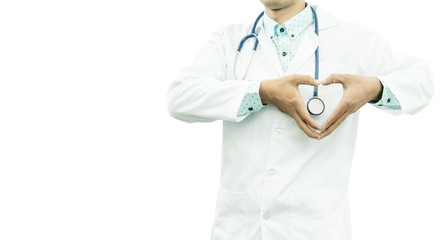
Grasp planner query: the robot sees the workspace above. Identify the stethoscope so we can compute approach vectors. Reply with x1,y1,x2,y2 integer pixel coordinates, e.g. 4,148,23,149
234,6,325,116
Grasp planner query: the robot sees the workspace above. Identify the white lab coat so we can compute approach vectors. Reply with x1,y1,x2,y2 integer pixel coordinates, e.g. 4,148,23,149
167,5,433,240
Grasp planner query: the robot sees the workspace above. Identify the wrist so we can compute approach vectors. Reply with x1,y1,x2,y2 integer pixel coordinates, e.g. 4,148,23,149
370,77,383,102
259,80,271,105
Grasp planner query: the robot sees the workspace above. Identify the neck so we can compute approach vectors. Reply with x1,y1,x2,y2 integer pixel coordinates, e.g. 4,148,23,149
264,0,306,24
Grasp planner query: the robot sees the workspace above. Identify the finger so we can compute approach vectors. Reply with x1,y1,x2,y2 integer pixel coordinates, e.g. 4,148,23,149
295,97,321,131
292,112,319,139
320,109,352,139
290,74,320,86
321,98,349,132
321,73,345,86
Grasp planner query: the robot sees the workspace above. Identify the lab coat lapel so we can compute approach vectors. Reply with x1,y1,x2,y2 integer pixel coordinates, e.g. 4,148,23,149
285,4,339,77
285,29,319,76
257,28,284,77
313,5,339,31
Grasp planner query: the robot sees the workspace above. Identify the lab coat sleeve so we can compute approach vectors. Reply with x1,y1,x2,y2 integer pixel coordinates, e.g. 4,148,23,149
167,27,253,123
368,31,434,115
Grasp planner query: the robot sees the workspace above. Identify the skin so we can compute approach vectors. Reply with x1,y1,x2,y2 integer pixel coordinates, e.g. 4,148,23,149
260,75,322,139
258,0,383,140
261,0,306,24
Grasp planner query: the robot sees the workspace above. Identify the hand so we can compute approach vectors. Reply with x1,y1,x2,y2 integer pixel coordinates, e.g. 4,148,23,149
259,74,321,139
320,74,383,139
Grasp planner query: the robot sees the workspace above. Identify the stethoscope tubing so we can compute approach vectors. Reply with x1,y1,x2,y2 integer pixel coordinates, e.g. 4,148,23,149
235,6,324,115
237,11,264,52
310,6,319,97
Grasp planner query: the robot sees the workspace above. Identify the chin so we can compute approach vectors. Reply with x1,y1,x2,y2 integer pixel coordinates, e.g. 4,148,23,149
260,0,290,10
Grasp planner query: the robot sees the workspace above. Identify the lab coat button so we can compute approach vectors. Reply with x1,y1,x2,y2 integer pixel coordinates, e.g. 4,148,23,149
263,212,270,219
268,169,276,176
276,128,282,134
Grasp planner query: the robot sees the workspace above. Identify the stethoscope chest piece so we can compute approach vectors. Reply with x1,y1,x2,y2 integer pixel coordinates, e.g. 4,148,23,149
307,97,325,115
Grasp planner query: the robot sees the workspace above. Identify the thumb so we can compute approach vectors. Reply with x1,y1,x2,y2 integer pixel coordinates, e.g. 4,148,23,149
321,74,344,86
291,74,320,86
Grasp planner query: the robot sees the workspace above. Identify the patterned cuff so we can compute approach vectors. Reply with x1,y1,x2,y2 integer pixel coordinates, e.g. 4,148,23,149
237,81,266,117
369,79,401,110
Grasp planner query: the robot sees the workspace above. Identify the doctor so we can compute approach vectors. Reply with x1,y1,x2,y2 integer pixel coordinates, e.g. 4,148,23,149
167,1,433,240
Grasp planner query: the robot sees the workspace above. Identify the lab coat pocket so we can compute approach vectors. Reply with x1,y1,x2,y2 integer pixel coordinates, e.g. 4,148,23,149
288,188,348,240
211,189,248,240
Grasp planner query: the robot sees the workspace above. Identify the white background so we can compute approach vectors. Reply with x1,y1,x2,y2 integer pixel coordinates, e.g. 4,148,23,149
0,0,446,239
